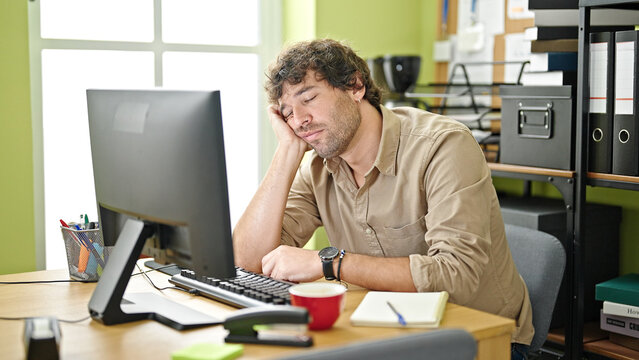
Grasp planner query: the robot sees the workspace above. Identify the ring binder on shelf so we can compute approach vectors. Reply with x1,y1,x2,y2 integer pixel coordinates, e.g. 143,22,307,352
588,32,615,174
612,30,639,176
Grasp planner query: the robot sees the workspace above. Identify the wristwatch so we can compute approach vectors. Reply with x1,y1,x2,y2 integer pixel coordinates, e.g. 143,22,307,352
318,246,339,280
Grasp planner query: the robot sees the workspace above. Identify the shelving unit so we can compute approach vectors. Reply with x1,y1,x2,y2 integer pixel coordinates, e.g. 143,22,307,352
490,1,639,359
574,2,639,359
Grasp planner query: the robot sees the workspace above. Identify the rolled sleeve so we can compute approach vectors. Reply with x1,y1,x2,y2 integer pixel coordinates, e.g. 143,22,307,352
409,129,493,305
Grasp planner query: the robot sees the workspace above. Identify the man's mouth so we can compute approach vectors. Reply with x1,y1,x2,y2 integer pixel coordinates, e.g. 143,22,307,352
299,129,323,142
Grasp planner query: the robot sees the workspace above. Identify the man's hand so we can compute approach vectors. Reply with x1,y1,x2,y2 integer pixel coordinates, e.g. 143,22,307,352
268,105,309,153
261,245,323,283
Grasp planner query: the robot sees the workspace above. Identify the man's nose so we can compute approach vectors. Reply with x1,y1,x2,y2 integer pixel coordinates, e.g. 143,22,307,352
291,109,311,129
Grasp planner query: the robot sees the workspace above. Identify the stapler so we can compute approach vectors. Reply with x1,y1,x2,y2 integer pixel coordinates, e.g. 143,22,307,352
224,306,313,347
24,316,61,360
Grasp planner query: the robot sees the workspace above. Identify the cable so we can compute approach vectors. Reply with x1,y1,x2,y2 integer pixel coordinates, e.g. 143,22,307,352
0,315,91,323
0,263,179,285
0,279,94,284
134,262,191,293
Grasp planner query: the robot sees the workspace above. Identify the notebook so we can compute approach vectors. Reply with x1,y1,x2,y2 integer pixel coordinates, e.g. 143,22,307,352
350,291,449,328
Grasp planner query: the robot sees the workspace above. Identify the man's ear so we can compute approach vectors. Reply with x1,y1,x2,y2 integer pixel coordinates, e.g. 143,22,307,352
351,72,366,102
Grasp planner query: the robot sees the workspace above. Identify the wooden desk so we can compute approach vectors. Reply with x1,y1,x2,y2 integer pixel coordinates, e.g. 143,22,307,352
0,267,514,360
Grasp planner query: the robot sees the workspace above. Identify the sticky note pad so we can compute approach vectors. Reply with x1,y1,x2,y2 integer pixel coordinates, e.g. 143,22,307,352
171,343,243,360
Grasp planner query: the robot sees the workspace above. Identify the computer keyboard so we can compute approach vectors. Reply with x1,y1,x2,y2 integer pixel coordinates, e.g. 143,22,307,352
168,267,294,308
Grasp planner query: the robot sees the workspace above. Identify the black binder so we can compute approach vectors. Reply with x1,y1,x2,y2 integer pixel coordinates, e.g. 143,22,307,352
588,32,615,173
612,30,639,176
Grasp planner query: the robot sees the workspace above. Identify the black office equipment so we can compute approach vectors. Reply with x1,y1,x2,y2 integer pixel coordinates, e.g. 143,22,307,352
24,316,61,360
612,30,639,176
86,89,235,330
588,32,615,173
499,85,575,170
224,306,313,347
499,196,621,328
170,266,294,308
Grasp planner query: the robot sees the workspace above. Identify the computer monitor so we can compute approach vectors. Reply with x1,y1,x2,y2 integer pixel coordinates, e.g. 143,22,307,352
86,89,235,329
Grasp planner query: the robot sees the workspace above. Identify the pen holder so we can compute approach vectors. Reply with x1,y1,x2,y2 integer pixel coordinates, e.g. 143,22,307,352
60,226,111,281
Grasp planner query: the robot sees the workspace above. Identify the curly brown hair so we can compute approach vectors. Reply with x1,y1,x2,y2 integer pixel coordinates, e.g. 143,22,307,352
265,39,382,111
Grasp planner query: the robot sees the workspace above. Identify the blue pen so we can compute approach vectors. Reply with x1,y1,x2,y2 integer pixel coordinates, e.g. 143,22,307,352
73,224,106,268
386,301,407,326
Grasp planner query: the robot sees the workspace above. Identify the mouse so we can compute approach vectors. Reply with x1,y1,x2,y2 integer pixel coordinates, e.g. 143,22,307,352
24,316,61,360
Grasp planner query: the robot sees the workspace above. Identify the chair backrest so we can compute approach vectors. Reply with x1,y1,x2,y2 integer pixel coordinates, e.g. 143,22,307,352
278,328,476,360
505,224,566,352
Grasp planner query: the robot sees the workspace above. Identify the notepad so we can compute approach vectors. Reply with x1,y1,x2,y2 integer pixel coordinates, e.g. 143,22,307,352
350,291,449,328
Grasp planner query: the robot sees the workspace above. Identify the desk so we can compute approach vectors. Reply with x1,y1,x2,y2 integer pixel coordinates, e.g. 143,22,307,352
0,267,514,360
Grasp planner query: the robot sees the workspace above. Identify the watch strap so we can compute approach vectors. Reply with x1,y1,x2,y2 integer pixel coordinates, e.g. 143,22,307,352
322,259,336,280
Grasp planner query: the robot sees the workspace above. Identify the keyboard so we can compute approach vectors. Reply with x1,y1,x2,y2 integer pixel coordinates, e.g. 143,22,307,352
168,267,294,308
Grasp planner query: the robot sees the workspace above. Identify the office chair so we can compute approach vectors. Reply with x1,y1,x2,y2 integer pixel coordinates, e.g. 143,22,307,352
278,329,476,360
505,224,566,354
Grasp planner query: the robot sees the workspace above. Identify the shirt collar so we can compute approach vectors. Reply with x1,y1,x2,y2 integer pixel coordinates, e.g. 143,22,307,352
323,105,400,176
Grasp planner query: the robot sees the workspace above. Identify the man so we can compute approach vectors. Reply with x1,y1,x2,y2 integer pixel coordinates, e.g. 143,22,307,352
233,39,533,358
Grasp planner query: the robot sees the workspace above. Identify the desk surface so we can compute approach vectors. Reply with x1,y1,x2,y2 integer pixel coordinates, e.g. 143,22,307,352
0,266,515,360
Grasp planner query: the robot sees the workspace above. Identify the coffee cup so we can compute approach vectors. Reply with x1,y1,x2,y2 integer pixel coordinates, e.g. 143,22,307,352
288,282,347,330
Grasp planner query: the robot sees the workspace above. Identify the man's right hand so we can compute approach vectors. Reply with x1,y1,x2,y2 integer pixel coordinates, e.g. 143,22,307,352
268,105,309,155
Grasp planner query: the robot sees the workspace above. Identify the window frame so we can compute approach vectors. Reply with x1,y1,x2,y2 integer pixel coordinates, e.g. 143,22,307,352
28,0,282,269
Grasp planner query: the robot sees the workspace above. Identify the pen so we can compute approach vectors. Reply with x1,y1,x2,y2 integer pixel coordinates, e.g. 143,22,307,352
72,224,105,268
386,301,407,326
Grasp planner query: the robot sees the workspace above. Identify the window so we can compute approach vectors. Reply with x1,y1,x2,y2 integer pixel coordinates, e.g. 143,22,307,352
29,0,281,270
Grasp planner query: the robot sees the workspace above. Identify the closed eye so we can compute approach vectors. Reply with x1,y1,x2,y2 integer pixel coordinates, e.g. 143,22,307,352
304,95,317,104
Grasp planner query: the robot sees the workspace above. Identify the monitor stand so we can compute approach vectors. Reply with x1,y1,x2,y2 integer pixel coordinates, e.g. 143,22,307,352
88,218,222,330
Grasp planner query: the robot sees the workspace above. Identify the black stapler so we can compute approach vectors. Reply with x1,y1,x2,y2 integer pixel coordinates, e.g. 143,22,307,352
224,306,313,347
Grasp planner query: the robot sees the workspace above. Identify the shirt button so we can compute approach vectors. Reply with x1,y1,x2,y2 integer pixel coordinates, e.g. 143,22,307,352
365,228,372,234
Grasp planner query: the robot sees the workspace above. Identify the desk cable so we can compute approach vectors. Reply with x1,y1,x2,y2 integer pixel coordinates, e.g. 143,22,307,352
0,264,191,323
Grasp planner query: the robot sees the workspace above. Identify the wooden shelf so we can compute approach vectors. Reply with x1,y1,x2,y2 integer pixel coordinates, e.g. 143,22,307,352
584,339,639,360
488,163,575,179
546,322,608,345
587,172,639,191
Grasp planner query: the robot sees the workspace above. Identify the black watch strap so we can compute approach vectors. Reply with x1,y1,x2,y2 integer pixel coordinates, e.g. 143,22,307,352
322,259,336,280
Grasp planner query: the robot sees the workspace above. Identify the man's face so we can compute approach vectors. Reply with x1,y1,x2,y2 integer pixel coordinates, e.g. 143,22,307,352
278,72,361,159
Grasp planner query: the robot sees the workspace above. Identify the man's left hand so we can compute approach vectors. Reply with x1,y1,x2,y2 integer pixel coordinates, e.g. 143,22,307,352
261,245,323,283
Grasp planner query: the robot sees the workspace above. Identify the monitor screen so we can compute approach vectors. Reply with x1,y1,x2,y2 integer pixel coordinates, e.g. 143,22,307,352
86,89,235,328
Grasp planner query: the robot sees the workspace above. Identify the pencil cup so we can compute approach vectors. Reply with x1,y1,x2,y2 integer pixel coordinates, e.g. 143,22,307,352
60,226,111,281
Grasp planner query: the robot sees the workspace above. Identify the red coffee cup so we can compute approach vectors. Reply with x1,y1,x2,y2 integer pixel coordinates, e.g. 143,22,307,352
289,282,347,330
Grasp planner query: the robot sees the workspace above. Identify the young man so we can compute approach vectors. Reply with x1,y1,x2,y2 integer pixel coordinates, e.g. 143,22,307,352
233,39,533,357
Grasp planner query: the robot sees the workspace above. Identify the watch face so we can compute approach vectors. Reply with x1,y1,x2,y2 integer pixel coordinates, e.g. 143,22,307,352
319,246,339,260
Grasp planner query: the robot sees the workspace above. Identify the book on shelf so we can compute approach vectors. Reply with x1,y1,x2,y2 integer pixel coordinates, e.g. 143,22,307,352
530,39,578,53
530,52,577,72
604,301,639,319
524,26,635,41
533,9,639,27
520,71,576,86
600,310,639,339
596,274,639,307
350,291,448,328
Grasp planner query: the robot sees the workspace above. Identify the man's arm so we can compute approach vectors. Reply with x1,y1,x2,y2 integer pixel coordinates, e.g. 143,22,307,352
261,245,416,292
232,106,308,272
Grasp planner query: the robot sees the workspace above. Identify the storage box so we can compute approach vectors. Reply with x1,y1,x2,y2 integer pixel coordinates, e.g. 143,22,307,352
499,196,621,328
499,85,575,170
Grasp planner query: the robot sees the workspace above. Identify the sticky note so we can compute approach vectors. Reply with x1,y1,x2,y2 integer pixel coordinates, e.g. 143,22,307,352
171,343,243,360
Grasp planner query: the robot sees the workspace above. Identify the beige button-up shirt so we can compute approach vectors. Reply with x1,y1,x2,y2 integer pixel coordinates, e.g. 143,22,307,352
280,105,534,345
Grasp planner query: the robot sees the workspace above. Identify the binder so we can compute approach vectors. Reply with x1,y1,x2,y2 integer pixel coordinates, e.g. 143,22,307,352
612,30,639,176
588,32,615,173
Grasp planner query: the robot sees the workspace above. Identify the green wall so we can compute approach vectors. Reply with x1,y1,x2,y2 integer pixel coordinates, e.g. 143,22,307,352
0,0,36,274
